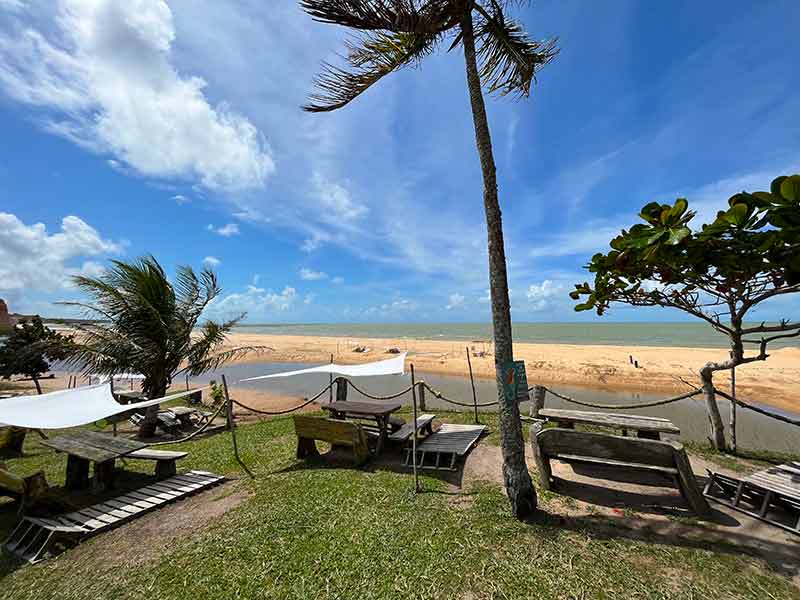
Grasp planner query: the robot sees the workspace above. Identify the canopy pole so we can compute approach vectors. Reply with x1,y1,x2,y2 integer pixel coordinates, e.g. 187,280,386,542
466,346,479,424
221,374,253,478
329,353,334,404
730,361,737,454
410,364,420,494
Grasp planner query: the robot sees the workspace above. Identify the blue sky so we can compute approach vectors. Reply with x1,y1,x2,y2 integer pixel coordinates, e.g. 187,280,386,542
0,0,798,324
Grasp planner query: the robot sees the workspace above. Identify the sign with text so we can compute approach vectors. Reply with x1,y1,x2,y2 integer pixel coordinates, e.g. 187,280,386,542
501,360,529,404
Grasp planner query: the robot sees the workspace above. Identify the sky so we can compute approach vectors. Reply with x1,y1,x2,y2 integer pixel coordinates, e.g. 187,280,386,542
0,0,798,325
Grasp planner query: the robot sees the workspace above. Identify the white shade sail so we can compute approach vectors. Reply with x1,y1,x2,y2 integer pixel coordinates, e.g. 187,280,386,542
0,384,204,429
240,353,407,382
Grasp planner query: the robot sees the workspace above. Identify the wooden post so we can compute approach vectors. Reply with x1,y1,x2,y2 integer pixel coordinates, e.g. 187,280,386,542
418,383,426,412
329,354,334,404
466,346,479,424
336,377,348,403
222,374,253,478
730,361,737,454
185,373,189,391
410,364,420,493
531,385,546,419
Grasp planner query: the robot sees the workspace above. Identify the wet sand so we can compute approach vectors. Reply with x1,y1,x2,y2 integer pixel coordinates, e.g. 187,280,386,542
223,332,800,414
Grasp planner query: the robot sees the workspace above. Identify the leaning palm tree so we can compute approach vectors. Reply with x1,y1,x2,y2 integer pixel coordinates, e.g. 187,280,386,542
300,0,557,518
63,256,259,437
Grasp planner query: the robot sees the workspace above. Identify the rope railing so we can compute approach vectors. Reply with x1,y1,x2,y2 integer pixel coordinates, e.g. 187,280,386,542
714,388,800,428
422,381,499,408
231,380,336,416
345,378,415,401
535,385,703,411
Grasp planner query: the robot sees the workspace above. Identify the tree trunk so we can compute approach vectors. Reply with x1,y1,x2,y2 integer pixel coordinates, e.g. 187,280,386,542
138,379,165,438
700,365,727,451
460,8,536,519
32,376,42,395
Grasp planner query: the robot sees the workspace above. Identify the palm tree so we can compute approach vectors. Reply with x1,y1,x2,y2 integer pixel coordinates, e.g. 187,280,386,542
64,256,260,437
300,0,557,518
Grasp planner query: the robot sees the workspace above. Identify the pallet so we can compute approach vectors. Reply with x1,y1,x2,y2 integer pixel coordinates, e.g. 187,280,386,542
3,470,224,564
403,424,486,471
704,468,800,536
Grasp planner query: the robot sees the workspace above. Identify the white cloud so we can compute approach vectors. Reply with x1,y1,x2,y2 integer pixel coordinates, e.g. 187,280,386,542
303,293,314,305
210,284,297,317
526,280,563,311
332,276,344,285
172,194,190,205
445,293,465,310
0,0,274,192
299,268,327,281
202,256,221,266
0,212,121,292
310,172,368,222
207,223,240,237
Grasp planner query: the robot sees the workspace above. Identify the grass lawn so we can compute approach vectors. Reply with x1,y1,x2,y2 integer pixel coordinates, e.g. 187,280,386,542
1,410,799,600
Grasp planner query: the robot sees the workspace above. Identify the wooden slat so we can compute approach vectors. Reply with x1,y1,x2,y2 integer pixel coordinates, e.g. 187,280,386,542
104,498,147,515
322,401,402,417
126,490,169,505
416,424,486,456
389,414,436,442
539,408,680,435
536,428,678,469
127,449,188,461
115,494,158,509
40,437,117,463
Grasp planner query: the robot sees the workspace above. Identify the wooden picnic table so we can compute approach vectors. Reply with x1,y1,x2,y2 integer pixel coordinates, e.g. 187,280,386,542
322,401,402,454
538,408,680,440
41,430,147,491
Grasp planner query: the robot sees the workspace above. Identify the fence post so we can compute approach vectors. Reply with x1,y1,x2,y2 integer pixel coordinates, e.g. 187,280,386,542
336,377,348,403
222,373,253,478
466,347,479,424
531,386,546,419
730,362,737,454
410,364,420,493
418,381,426,411
329,354,334,404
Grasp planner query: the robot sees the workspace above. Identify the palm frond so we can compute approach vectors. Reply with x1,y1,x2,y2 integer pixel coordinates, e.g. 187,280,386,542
472,1,558,97
304,30,442,111
300,0,458,34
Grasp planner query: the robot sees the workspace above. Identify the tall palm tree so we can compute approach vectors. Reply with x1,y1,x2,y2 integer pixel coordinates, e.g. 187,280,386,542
300,0,557,518
64,256,259,437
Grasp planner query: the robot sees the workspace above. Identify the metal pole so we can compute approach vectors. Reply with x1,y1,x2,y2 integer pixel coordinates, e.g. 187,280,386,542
410,364,420,493
730,363,737,454
221,373,253,478
329,353,334,404
466,346,479,424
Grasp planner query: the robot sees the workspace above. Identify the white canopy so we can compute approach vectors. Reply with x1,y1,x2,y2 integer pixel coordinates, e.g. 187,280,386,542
89,372,146,383
0,384,204,429
240,353,407,382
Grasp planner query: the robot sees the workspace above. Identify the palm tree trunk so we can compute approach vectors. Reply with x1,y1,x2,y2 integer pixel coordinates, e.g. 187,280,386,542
459,7,537,518
138,380,165,438
32,376,42,395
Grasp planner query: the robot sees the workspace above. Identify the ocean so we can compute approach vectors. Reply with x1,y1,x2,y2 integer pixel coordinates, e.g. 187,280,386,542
232,322,800,349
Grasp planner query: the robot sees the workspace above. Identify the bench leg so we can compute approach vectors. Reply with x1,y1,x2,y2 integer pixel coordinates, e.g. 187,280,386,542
155,460,177,479
636,431,660,440
65,455,90,490
673,450,711,516
297,437,319,460
93,459,116,492
529,424,552,490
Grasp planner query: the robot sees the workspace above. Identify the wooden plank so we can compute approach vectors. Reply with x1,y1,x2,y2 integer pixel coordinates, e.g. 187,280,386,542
75,430,146,456
41,437,116,463
535,428,678,469
88,503,132,521
322,401,401,417
539,408,680,435
553,453,679,475
389,414,436,442
416,424,486,456
104,498,147,515
78,507,121,525
145,483,183,498
127,449,188,461
127,490,169,505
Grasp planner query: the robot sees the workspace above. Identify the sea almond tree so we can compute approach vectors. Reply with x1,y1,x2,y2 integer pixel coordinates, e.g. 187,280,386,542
571,174,800,450
300,0,558,517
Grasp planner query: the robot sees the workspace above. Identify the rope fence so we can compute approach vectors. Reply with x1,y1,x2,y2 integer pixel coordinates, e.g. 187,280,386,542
714,388,800,428
535,386,703,411
422,381,499,408
231,380,336,416
143,399,228,447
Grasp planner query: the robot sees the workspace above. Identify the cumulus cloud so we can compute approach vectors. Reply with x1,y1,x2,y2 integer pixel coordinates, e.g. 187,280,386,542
0,0,274,192
209,284,297,317
526,280,563,311
202,256,221,266
446,293,465,310
207,223,240,237
299,268,327,281
0,212,121,292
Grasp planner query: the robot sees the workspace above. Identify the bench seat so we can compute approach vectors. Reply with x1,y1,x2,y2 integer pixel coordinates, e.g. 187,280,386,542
531,425,710,515
389,414,436,443
293,416,370,466
126,449,188,478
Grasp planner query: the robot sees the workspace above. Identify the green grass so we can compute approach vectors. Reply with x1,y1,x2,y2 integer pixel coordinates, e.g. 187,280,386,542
684,440,800,473
1,415,798,599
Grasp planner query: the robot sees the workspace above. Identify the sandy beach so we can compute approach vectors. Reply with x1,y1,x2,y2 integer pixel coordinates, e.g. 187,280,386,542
223,332,800,414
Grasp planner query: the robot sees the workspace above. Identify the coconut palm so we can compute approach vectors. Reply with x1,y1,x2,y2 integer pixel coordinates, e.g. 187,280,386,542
301,0,557,517
64,256,259,437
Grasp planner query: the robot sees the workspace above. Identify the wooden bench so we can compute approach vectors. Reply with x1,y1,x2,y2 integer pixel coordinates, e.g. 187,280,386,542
126,449,188,478
293,416,370,466
388,414,436,443
0,463,48,508
530,425,710,515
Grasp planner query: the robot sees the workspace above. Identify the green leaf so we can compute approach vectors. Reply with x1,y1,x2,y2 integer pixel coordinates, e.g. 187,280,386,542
667,226,690,245
780,175,800,202
669,198,688,220
771,175,788,197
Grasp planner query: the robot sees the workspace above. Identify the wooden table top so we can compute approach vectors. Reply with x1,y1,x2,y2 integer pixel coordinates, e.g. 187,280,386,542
538,408,680,435
41,430,147,463
322,401,402,417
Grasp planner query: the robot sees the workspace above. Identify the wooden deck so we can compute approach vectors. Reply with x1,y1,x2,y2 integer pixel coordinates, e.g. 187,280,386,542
403,424,487,471
4,470,224,563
